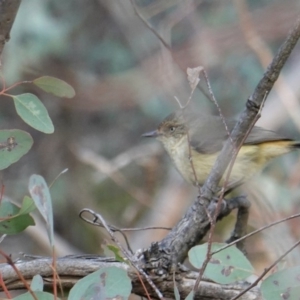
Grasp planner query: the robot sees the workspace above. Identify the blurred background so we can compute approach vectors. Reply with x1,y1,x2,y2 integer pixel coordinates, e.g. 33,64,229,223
1,0,300,273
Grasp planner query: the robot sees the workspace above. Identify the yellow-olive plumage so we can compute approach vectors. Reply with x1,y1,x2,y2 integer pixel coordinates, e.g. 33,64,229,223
143,111,300,187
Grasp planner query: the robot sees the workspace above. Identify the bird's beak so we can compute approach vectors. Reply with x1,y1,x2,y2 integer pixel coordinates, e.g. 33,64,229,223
142,130,160,138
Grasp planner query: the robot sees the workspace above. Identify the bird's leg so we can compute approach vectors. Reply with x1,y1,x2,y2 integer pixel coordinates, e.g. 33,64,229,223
225,195,251,254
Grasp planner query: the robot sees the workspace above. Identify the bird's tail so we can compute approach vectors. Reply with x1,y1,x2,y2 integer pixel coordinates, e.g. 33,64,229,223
290,141,300,149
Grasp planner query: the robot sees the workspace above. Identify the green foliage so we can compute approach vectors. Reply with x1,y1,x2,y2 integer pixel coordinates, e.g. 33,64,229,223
188,242,254,284
2,75,75,165
28,174,54,247
261,266,300,300
106,244,127,263
30,274,44,292
0,129,33,170
19,196,37,215
33,76,75,98
68,266,132,300
12,93,54,134
0,197,35,234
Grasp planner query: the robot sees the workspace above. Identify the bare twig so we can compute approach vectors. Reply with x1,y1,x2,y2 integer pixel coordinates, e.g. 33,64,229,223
213,212,300,255
0,249,38,300
79,209,164,300
129,0,212,102
232,239,300,300
80,210,171,254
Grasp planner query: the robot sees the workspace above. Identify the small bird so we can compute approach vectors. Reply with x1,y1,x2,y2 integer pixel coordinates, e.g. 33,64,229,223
143,111,300,189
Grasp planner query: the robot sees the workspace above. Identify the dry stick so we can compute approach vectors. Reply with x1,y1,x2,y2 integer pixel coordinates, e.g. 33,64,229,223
0,273,11,299
80,209,171,254
0,249,38,300
201,69,233,142
52,249,58,300
130,0,172,52
80,209,164,300
129,0,211,102
232,239,300,300
80,211,134,254
135,271,152,300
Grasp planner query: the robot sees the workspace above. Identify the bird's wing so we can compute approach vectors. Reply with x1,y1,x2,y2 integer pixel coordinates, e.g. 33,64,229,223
188,114,291,154
244,126,292,144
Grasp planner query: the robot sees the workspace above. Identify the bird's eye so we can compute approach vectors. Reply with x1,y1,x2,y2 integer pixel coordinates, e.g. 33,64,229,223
169,126,175,132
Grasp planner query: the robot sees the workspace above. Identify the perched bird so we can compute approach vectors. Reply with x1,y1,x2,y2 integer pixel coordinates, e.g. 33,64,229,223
143,111,300,188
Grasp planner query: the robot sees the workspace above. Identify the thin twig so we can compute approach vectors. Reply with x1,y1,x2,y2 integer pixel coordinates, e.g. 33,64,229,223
193,93,268,288
231,239,300,300
129,0,212,102
0,249,38,300
201,69,232,142
80,210,171,254
213,212,300,255
80,209,164,300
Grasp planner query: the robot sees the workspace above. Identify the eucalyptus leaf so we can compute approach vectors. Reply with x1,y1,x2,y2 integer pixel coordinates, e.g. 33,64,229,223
12,93,54,133
29,175,54,246
69,266,132,300
261,266,300,300
189,243,254,284
33,76,75,98
0,199,35,234
0,129,33,170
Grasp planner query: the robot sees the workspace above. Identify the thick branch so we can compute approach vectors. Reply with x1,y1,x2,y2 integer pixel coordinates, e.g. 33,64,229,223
0,0,21,56
142,196,248,266
0,256,261,300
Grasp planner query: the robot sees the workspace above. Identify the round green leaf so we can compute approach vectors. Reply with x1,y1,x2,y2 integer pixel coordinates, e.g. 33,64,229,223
189,243,254,284
33,76,75,98
12,93,54,134
261,266,300,300
69,266,132,300
0,198,35,234
0,129,33,170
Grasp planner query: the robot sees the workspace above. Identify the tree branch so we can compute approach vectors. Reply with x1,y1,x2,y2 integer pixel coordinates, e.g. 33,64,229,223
0,256,261,300
0,0,21,56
